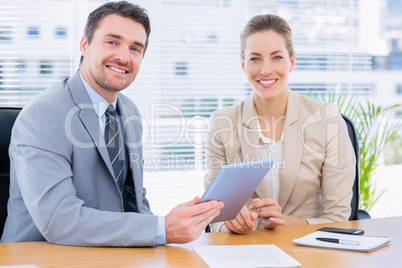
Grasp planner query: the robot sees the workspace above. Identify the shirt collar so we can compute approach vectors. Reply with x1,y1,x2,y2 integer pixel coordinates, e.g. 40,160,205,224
79,70,117,118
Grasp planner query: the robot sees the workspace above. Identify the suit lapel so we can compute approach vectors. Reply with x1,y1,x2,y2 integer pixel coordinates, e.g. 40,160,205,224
239,95,273,199
117,97,143,208
67,71,115,179
278,90,303,209
239,94,261,162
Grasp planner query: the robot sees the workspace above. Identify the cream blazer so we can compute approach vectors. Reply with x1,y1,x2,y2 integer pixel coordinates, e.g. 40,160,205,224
204,90,355,232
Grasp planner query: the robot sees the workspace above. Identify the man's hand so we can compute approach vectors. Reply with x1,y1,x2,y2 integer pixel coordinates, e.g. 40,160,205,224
165,196,224,244
223,206,258,234
249,198,286,229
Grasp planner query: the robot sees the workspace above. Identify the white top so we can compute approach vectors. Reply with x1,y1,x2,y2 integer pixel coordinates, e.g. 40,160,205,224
256,118,284,200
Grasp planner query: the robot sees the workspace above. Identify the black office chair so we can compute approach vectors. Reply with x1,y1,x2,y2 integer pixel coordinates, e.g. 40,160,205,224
342,114,371,220
0,107,22,237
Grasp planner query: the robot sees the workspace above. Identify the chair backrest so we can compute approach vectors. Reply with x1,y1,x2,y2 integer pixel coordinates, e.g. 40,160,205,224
0,107,22,237
341,114,360,220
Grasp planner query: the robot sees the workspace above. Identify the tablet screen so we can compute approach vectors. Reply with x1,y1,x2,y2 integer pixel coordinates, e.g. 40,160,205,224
199,159,274,223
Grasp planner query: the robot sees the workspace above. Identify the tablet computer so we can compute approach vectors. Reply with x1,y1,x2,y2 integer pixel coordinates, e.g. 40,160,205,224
199,159,274,224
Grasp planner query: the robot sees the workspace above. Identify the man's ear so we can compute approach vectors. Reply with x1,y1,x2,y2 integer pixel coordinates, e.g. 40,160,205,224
80,35,88,57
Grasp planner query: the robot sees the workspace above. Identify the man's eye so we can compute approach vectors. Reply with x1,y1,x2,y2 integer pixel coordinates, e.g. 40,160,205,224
107,41,116,45
131,47,141,53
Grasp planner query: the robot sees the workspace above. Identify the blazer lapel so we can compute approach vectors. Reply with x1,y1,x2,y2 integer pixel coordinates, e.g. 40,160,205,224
117,97,143,206
278,90,303,209
67,71,115,179
239,95,273,199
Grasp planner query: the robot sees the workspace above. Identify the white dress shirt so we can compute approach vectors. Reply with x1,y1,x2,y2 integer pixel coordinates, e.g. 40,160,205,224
79,71,166,245
256,118,285,200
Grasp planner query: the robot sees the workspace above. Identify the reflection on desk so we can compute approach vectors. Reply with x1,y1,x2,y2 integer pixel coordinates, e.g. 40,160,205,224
0,216,401,268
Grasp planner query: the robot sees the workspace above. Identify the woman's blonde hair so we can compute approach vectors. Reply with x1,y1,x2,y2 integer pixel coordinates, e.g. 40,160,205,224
240,14,294,59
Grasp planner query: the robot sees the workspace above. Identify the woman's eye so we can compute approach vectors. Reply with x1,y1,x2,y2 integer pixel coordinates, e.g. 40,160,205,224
273,55,283,60
250,57,260,62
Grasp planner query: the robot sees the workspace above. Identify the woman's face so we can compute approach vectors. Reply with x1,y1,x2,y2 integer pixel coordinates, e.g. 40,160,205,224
241,30,295,102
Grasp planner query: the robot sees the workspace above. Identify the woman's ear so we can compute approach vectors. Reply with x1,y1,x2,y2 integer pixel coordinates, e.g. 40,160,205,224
289,55,295,73
241,57,246,74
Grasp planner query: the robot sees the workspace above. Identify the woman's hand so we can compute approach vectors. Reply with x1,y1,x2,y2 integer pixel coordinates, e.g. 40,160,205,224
249,198,286,229
223,206,258,234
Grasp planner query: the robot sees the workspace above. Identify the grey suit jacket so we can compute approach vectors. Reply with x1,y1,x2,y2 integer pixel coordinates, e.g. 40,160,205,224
1,71,158,247
204,90,355,232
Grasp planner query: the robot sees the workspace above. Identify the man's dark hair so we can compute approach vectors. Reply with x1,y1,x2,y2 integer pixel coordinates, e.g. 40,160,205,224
80,1,151,64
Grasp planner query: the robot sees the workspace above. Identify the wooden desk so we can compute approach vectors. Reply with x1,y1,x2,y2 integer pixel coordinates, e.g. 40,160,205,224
0,216,401,267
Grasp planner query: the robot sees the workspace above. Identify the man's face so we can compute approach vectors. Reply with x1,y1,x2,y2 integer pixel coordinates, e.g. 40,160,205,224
80,14,147,101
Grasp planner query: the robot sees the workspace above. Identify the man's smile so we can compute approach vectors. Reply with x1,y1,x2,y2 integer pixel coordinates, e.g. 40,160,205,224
106,65,129,74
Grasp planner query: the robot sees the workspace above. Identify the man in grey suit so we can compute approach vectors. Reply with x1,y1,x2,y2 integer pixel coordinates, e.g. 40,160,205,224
1,1,223,247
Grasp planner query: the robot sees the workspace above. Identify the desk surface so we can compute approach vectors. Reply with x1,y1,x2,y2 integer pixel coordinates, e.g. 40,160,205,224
0,216,401,267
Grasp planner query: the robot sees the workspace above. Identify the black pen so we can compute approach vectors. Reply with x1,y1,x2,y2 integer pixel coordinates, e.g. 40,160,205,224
316,237,361,246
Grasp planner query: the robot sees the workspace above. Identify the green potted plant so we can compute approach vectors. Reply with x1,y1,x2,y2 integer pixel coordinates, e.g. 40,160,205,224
310,93,401,212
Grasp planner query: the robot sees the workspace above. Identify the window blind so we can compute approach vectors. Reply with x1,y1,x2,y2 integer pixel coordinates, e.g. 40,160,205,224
0,0,380,214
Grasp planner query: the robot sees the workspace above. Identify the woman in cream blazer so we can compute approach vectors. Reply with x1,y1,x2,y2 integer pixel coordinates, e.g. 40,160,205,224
203,14,355,233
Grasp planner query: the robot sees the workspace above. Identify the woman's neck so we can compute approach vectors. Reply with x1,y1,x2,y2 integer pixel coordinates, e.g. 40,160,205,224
254,89,288,119
254,89,288,142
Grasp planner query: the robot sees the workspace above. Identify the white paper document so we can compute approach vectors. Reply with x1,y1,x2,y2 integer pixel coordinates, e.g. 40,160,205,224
193,245,301,268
